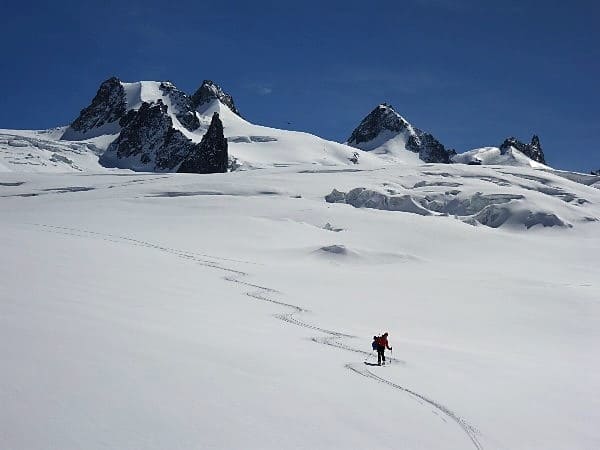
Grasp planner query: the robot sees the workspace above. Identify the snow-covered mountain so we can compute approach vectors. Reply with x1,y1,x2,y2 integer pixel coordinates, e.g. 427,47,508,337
453,135,548,168
346,103,456,164
0,77,575,175
1,77,383,173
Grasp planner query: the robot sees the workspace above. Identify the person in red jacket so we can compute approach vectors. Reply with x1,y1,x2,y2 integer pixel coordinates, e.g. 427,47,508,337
376,332,392,366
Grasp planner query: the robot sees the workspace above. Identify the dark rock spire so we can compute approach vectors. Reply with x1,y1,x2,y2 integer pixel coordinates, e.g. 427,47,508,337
178,112,228,174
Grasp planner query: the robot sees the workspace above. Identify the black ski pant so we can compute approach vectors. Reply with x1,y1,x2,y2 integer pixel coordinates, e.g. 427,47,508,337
377,346,386,364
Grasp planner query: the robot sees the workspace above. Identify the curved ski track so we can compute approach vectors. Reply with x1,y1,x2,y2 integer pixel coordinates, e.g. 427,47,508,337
34,224,484,450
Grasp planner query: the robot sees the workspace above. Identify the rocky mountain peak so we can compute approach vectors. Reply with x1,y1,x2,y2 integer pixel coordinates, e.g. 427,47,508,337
347,103,454,163
347,103,410,146
101,100,200,171
191,80,240,116
500,135,546,164
70,76,126,133
178,112,228,174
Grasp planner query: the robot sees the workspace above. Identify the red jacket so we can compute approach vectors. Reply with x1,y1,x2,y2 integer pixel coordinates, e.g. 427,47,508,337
376,336,391,350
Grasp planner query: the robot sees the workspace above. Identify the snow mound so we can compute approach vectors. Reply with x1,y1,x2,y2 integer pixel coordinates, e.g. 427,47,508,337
319,244,349,255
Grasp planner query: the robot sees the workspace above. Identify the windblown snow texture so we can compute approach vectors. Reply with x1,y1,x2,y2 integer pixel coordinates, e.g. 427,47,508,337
500,135,546,164
69,77,127,133
101,101,200,171
178,112,228,174
347,104,455,163
191,80,241,116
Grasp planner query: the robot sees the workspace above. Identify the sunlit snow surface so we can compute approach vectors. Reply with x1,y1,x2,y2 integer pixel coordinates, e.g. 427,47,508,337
1,163,599,450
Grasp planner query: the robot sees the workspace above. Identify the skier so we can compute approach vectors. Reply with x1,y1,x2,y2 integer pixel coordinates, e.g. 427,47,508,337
375,332,392,366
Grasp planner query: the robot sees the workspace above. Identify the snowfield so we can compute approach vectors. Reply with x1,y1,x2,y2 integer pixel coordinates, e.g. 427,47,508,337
1,162,600,450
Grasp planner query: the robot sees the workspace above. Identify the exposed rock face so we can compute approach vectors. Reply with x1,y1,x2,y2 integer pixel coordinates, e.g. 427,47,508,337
347,103,411,145
406,132,456,164
102,101,200,171
70,77,126,133
191,80,240,116
591,169,600,176
500,135,546,164
347,104,454,163
178,112,228,174
158,81,200,131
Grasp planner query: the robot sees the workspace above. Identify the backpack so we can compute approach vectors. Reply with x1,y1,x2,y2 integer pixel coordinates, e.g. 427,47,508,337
372,335,379,351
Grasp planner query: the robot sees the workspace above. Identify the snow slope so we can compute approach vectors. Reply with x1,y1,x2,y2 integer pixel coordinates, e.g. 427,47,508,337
350,128,422,164
453,146,551,169
0,128,113,173
1,164,599,450
201,100,384,169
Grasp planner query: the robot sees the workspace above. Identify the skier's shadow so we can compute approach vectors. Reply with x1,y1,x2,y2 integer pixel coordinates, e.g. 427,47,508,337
363,362,381,366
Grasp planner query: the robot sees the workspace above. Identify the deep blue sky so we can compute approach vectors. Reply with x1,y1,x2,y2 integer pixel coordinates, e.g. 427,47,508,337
1,0,598,171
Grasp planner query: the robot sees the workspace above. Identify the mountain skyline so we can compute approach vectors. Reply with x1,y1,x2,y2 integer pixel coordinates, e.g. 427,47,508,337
1,1,598,172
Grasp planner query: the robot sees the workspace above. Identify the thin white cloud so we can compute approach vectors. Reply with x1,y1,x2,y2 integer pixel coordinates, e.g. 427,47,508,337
257,86,273,95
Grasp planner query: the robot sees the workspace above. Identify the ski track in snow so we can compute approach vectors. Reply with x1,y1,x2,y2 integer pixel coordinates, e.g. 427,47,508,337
32,223,484,450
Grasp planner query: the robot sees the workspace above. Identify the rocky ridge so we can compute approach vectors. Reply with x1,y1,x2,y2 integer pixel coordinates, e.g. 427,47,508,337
347,104,455,163
191,80,241,116
100,101,201,171
500,135,546,164
69,77,127,134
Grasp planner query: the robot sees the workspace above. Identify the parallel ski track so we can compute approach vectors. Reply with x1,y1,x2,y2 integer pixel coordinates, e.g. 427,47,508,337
34,224,484,450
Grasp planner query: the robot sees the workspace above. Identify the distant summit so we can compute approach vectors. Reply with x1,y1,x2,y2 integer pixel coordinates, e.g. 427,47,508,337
347,104,455,163
453,135,548,168
191,80,240,116
500,135,546,164
72,77,236,173
347,104,410,146
69,77,127,134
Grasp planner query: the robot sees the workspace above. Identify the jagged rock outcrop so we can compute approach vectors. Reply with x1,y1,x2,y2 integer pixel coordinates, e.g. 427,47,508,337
158,82,200,131
347,104,454,163
500,135,546,164
591,169,600,176
191,80,240,116
101,101,200,171
70,77,126,133
407,132,456,164
347,103,410,145
178,112,228,174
